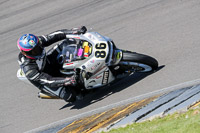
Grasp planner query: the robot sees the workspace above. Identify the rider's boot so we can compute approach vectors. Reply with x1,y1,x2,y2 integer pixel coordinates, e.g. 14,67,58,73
41,86,76,102
59,87,76,102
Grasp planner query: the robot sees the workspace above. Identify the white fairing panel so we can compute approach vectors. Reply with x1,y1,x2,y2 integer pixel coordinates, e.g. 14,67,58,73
84,67,115,89
65,32,116,89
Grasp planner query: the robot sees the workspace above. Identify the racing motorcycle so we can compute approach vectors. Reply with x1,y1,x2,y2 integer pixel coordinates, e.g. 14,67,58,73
17,31,158,100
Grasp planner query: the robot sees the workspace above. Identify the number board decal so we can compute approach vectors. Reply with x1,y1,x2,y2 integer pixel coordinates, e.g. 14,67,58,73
95,43,107,59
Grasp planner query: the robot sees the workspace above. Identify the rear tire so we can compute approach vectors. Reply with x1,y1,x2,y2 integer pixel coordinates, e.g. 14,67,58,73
121,51,158,72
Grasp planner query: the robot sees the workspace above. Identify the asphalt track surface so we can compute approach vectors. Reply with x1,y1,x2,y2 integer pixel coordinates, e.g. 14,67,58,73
1,0,200,132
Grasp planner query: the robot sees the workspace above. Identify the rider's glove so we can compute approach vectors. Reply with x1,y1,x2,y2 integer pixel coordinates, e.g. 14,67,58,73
75,68,92,85
71,26,87,34
64,75,77,86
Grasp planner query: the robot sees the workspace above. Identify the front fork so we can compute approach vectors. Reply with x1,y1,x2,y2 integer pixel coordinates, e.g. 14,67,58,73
109,49,123,66
110,49,136,78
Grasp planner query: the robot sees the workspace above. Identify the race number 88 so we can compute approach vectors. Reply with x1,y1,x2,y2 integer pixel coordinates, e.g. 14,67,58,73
95,43,107,58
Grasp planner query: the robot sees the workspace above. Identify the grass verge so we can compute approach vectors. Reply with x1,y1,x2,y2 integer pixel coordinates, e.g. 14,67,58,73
101,106,200,133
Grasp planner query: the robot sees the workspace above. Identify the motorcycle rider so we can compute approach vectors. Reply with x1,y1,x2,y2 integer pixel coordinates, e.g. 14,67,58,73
17,26,87,102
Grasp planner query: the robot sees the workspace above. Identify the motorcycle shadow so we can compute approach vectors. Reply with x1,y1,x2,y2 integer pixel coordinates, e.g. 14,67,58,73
60,65,165,110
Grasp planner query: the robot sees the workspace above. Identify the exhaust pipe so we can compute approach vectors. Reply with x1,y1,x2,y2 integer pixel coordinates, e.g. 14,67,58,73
38,92,60,99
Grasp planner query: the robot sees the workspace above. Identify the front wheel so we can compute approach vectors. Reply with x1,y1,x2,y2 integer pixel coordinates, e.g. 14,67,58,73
120,51,158,72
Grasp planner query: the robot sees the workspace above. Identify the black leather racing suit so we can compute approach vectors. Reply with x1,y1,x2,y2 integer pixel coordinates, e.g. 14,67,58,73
18,29,78,102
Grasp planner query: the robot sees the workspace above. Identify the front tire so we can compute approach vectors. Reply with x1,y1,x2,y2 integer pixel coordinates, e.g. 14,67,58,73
120,51,158,72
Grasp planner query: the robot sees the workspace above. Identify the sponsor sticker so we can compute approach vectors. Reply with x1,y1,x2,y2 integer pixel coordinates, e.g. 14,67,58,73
95,75,102,79
90,62,100,71
86,59,95,67
65,62,73,65
82,65,86,69
29,40,35,46
102,70,109,84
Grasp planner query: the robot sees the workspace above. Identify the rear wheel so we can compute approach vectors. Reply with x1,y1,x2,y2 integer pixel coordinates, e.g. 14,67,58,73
120,51,158,72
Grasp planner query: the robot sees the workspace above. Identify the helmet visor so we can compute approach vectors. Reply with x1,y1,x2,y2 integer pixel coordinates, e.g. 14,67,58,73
24,44,44,58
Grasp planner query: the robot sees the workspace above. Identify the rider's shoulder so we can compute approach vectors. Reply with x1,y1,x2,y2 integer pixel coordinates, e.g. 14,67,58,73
18,52,24,61
18,53,35,64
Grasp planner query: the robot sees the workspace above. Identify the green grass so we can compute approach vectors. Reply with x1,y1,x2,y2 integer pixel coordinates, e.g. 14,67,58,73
102,106,200,133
